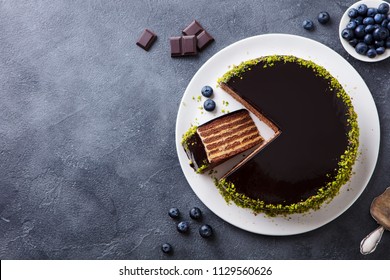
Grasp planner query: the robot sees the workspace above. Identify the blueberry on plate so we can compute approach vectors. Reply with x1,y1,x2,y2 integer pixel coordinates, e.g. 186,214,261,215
365,24,375,34
347,20,357,29
203,99,216,111
168,207,180,219
381,19,389,27
302,19,314,30
376,46,385,55
341,28,354,40
377,3,390,14
355,42,368,55
367,8,377,17
348,8,359,18
349,38,359,47
354,16,364,25
374,13,385,24
318,12,330,24
161,243,173,254
373,27,389,41
189,207,202,220
364,34,373,45
357,4,368,16
354,25,366,38
387,38,390,49
177,221,190,233
363,17,375,25
201,85,213,98
199,224,213,238
375,40,385,48
367,48,377,58
387,21,390,30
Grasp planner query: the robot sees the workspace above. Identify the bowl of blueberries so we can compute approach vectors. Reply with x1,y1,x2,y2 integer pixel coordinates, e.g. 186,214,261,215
339,0,390,62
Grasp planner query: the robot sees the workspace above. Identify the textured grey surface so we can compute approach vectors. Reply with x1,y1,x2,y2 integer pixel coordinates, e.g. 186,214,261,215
0,0,389,260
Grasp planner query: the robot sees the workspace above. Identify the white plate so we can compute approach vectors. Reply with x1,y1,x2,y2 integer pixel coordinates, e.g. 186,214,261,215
175,34,380,236
339,0,390,62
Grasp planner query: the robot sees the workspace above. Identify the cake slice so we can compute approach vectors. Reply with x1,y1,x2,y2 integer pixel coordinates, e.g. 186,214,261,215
181,109,264,173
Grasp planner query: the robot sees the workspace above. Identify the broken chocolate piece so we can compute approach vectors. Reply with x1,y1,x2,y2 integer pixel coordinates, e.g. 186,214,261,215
169,35,197,57
182,20,204,36
370,187,390,230
197,30,214,51
136,29,157,51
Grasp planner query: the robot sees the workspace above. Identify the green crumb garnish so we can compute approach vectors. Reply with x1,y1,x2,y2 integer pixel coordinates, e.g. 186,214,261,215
196,164,209,174
181,125,198,151
215,55,360,216
197,95,202,102
221,109,226,113
192,96,195,101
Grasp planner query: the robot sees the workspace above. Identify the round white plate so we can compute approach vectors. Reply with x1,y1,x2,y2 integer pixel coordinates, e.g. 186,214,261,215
175,34,380,236
339,0,390,62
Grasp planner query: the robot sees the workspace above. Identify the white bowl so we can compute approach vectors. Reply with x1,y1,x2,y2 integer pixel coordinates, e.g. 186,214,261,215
339,0,390,62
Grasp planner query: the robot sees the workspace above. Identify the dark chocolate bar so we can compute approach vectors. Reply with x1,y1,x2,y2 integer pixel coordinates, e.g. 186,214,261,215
196,30,214,51
136,29,157,51
170,35,197,57
182,20,204,36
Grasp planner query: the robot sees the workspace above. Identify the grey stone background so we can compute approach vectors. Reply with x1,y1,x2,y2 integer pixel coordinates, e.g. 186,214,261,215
0,0,389,260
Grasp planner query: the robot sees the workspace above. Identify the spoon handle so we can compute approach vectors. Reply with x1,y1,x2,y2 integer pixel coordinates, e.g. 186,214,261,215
360,226,385,255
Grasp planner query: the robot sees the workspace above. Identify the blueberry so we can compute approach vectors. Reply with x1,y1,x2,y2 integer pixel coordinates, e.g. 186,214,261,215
374,13,385,23
347,20,357,29
203,99,216,111
373,27,389,40
341,28,354,40
387,14,390,21
201,85,213,98
357,4,368,16
199,224,213,238
381,19,389,27
376,46,386,54
354,25,366,38
365,24,375,33
367,48,377,58
349,38,359,47
364,34,374,44
375,40,385,48
355,42,368,54
378,3,390,14
177,221,189,233
189,207,202,220
354,16,364,25
302,19,314,30
367,8,377,17
348,8,359,18
363,17,375,25
161,243,173,254
318,12,330,24
388,21,390,30
387,38,390,48
168,207,180,219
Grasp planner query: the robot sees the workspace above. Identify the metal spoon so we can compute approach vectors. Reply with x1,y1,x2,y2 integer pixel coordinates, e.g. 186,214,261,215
360,226,385,255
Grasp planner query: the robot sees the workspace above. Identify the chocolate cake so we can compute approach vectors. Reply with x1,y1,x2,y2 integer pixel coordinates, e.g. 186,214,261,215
182,109,268,173
215,55,359,216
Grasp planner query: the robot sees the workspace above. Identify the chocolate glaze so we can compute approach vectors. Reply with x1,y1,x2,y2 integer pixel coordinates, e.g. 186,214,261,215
224,60,350,205
184,132,208,171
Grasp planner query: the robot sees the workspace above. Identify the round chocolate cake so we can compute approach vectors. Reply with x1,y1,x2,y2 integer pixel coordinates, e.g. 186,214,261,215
217,55,359,216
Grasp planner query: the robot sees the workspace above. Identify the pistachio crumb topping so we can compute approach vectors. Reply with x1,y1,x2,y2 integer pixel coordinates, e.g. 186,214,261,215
215,55,359,216
181,125,198,151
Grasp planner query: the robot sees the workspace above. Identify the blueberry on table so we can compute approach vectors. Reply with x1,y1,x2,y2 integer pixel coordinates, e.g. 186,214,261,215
367,8,377,17
354,25,366,38
168,207,180,219
367,48,377,58
355,42,368,55
317,12,330,24
341,28,354,40
201,85,213,98
302,19,314,31
203,99,216,111
177,221,190,233
348,8,359,18
378,3,390,14
357,4,368,16
161,243,173,254
199,224,213,238
189,207,202,220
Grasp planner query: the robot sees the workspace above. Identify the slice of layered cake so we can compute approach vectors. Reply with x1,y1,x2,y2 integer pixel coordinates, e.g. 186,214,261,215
181,109,266,173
